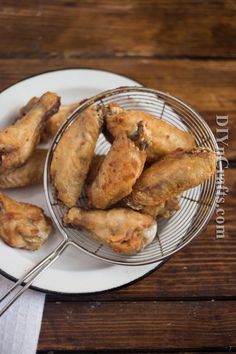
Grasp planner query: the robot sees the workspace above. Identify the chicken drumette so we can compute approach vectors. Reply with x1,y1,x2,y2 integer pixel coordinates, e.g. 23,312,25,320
0,192,52,250
64,207,157,255
0,92,60,173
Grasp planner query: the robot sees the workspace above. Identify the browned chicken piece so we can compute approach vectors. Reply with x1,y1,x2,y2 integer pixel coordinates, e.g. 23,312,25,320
0,192,52,250
88,122,149,209
86,154,105,185
127,148,216,209
42,102,79,140
0,149,47,189
19,96,39,117
51,106,102,208
64,207,157,255
0,92,60,173
141,197,180,218
19,96,79,141
104,103,195,162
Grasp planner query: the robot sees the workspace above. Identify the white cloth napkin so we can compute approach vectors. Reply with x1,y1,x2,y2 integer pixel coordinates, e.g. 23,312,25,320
0,275,45,354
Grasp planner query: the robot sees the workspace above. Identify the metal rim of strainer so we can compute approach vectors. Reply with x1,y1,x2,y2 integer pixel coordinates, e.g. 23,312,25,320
44,86,222,266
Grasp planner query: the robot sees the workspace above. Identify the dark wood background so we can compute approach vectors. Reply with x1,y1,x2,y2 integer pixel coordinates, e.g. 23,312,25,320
0,0,235,352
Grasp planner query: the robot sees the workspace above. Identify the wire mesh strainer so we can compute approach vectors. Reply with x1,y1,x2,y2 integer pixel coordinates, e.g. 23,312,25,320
0,86,222,316
46,86,221,265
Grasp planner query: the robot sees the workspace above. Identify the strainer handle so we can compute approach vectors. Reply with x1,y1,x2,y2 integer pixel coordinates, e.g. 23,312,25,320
0,240,69,317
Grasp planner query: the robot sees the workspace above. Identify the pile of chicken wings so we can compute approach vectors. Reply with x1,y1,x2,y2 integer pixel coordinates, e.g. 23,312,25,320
0,92,216,256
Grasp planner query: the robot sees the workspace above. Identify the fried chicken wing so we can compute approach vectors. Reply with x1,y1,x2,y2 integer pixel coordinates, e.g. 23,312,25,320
128,148,216,209
64,207,157,255
88,122,149,209
0,92,60,173
0,149,47,189
20,97,79,141
51,106,102,208
0,192,52,250
104,103,195,162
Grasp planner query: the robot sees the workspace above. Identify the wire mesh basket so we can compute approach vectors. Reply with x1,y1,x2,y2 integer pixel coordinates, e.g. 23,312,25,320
44,86,222,266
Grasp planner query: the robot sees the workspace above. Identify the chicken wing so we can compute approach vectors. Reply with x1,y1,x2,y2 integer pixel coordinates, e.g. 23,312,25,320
64,207,157,255
0,92,60,173
127,147,216,208
0,149,47,189
104,103,195,162
0,192,52,250
51,106,102,208
88,122,149,209
19,97,80,141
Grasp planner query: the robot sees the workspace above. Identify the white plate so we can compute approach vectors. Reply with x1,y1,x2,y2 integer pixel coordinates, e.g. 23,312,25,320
0,69,163,294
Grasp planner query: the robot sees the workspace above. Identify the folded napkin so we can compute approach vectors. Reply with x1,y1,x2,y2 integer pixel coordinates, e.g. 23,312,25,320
0,275,45,354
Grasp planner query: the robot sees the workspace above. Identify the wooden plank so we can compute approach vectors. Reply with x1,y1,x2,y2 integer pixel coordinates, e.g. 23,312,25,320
38,300,236,351
0,0,236,58
1,58,235,112
45,167,235,301
0,58,235,159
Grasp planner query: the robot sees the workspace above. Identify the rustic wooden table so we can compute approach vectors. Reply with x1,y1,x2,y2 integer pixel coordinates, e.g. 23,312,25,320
0,1,235,353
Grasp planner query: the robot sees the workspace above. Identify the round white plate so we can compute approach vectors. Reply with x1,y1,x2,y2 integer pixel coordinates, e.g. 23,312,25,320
0,68,163,294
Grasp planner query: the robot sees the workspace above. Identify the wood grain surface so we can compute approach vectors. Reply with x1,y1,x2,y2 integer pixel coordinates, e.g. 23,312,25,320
0,0,236,58
39,300,236,351
0,1,235,353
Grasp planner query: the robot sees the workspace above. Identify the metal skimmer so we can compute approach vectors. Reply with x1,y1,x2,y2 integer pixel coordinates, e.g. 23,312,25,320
0,86,222,316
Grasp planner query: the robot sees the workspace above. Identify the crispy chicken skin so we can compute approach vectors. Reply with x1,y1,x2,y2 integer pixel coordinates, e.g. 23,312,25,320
0,92,60,173
0,149,47,189
64,207,157,255
19,96,79,141
42,102,79,140
51,106,102,208
88,123,148,209
0,192,52,250
19,96,39,117
104,103,195,162
86,154,105,185
128,148,216,208
141,197,180,218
